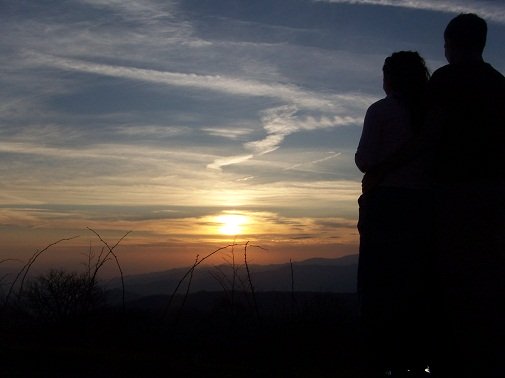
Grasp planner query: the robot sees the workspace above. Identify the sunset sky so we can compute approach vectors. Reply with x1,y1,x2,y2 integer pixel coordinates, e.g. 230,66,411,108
1,0,505,276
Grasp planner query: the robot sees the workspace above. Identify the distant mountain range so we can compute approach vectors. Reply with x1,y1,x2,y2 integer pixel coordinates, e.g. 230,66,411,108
106,254,358,298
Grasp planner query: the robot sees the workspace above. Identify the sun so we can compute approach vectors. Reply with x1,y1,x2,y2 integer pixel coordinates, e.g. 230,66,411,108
217,214,247,236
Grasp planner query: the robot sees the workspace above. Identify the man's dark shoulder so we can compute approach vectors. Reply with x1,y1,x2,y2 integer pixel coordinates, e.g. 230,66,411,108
479,63,505,93
428,64,455,91
431,62,504,80
430,63,456,79
430,62,505,93
480,62,505,84
430,64,452,78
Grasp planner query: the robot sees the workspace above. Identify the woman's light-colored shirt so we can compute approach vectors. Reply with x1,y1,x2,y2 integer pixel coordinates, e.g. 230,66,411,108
355,94,428,189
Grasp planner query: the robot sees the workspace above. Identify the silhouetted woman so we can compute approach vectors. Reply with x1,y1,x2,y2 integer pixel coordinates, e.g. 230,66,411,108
355,51,433,378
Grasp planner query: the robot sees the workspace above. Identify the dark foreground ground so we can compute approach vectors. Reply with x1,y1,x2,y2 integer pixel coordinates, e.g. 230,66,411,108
1,291,366,377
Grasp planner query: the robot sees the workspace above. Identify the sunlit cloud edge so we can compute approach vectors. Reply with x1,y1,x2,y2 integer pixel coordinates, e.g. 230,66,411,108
314,0,505,24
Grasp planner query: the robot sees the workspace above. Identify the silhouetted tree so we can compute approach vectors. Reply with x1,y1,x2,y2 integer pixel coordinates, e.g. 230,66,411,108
24,269,104,322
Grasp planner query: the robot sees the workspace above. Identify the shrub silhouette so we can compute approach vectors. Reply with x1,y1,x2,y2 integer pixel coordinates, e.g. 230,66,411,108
24,269,105,322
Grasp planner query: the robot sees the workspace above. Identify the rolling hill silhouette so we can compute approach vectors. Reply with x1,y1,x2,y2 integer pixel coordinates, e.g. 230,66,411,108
106,254,358,300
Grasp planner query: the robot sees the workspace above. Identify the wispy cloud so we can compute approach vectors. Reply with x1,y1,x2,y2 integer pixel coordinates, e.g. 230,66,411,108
205,107,358,172
207,154,254,171
114,125,189,137
30,53,372,111
285,152,343,171
311,152,343,164
78,0,174,22
315,0,505,24
202,127,254,140
236,176,255,182
208,105,360,171
245,106,359,156
24,51,369,175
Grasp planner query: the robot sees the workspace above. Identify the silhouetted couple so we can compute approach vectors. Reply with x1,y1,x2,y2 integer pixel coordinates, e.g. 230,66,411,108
356,13,505,378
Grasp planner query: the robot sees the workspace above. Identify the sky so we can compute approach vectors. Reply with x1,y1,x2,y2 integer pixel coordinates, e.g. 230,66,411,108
1,0,505,277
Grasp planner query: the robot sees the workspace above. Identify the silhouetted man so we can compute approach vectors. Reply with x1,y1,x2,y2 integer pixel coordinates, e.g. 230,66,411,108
426,13,505,378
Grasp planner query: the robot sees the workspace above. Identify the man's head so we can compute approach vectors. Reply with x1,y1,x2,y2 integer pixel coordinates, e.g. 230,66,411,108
444,13,487,63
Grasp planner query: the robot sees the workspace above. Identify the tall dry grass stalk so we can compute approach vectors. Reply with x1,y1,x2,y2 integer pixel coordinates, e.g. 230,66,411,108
208,240,242,309
290,258,298,316
160,241,265,322
86,228,130,312
243,241,260,321
175,254,199,324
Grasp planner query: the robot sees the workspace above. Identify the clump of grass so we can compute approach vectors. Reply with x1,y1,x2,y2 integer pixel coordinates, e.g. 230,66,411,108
24,269,105,322
2,229,130,318
160,241,266,323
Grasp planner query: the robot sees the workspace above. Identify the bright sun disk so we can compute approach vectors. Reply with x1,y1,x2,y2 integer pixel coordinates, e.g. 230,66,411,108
217,214,247,235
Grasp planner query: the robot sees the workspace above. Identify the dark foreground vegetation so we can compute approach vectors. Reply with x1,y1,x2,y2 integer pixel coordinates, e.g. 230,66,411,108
1,289,362,377
1,231,364,377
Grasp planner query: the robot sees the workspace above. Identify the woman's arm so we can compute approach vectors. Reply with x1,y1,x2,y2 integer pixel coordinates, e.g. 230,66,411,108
355,104,381,173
